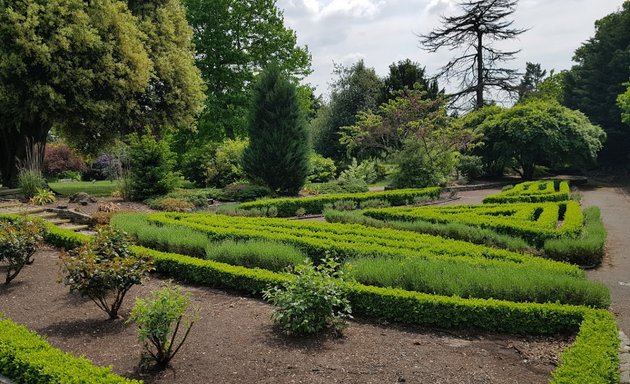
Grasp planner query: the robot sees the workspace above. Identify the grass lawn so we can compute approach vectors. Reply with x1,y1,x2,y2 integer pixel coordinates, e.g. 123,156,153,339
49,180,118,197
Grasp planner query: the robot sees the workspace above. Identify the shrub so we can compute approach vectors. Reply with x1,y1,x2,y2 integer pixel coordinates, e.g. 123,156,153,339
0,218,43,284
127,134,179,201
146,197,194,212
242,63,310,195
317,178,369,194
60,227,153,319
18,169,45,199
391,138,457,188
222,183,271,202
457,154,484,180
43,143,86,177
84,154,124,181
179,142,219,187
483,180,570,203
338,158,379,184
206,138,248,187
128,283,196,370
263,258,352,336
30,188,56,206
307,153,336,183
205,239,307,272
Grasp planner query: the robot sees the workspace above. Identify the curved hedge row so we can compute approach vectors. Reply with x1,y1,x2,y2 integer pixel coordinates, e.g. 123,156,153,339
32,219,622,384
0,318,139,384
483,181,570,204
363,201,582,247
238,187,441,217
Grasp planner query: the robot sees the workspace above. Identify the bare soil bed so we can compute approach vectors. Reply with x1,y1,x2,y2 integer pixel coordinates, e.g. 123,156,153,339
0,248,571,384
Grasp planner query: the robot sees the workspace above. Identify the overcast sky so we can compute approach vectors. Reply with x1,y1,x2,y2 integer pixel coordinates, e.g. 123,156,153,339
277,0,624,97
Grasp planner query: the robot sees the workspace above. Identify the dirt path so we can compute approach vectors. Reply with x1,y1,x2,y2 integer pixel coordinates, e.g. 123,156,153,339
581,183,630,335
0,248,566,384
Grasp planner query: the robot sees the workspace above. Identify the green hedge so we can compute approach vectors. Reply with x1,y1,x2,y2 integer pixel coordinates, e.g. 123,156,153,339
238,187,441,217
34,222,621,383
483,180,570,204
363,201,582,247
0,318,139,384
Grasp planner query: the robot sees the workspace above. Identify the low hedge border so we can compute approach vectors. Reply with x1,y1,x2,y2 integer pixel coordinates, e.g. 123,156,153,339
0,318,139,384
238,187,442,217
483,181,570,204
4,216,620,384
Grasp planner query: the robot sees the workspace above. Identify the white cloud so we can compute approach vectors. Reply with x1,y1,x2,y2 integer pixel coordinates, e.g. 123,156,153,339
278,0,624,96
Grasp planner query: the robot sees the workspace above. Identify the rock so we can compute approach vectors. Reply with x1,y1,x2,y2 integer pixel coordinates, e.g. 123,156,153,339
69,192,96,205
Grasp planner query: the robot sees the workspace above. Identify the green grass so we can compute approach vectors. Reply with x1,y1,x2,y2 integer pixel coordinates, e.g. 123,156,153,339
49,180,118,197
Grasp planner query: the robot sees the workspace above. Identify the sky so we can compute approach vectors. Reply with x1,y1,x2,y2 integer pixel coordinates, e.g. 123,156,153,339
276,0,624,97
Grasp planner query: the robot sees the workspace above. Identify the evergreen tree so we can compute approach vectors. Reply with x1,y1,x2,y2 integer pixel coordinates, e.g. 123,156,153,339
243,64,309,196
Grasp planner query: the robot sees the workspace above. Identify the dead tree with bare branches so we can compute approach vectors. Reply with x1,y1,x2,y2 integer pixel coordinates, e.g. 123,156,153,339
420,0,526,110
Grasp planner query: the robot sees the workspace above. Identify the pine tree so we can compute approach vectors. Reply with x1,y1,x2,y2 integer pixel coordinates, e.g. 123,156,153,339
243,64,309,196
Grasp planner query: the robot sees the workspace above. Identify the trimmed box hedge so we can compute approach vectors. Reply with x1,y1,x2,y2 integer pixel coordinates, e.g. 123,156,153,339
238,187,441,217
363,201,583,247
0,318,139,384
483,181,570,204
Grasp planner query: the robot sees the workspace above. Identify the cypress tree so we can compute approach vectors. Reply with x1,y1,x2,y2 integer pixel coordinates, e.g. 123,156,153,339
243,64,309,196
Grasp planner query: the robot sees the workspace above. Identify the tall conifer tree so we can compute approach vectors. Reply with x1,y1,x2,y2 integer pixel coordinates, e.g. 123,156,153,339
243,64,309,196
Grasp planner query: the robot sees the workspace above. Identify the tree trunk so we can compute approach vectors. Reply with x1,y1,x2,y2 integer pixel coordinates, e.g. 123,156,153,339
0,122,49,188
522,163,535,180
475,31,484,110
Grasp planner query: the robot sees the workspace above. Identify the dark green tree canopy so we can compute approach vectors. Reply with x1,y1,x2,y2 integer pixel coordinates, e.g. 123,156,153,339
477,100,606,179
517,62,547,101
563,1,630,163
243,63,309,196
312,60,384,161
384,59,440,101
0,0,152,186
182,0,312,140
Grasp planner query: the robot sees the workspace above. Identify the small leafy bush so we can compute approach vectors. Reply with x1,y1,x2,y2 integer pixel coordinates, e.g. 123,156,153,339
338,158,379,184
60,227,153,319
0,218,43,284
205,239,307,272
222,183,271,202
307,153,336,183
30,188,56,205
146,197,194,212
332,199,357,211
263,258,352,336
128,283,196,370
358,199,391,209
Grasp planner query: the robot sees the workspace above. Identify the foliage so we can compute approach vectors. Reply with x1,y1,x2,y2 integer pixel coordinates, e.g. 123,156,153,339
17,170,45,199
311,178,369,195
563,2,630,163
263,258,352,336
127,134,180,201
0,318,140,383
60,227,153,319
181,0,311,140
205,138,248,187
483,180,571,204
517,62,548,101
391,138,457,188
0,218,43,284
324,209,531,253
456,154,485,180
238,187,441,217
0,0,151,187
383,59,440,101
30,189,56,206
48,181,119,197
43,144,87,178
146,197,194,212
222,183,272,202
313,60,385,161
420,0,526,109
205,239,307,272
307,154,337,183
544,206,607,266
128,283,196,369
477,100,606,179
243,64,310,195
338,158,379,184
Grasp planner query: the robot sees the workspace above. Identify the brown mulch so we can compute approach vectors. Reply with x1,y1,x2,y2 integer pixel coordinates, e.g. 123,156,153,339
0,248,572,384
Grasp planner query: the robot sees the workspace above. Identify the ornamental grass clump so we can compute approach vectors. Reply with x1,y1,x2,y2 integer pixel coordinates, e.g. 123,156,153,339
60,227,153,319
128,283,196,370
263,258,352,336
0,218,43,284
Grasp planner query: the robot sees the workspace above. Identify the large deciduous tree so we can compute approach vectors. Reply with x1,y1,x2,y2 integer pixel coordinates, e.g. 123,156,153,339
0,0,151,187
477,100,606,179
312,60,384,162
182,0,311,140
563,1,630,164
243,63,309,196
383,59,440,101
420,0,526,110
